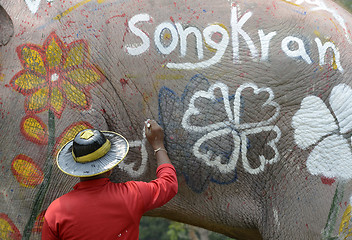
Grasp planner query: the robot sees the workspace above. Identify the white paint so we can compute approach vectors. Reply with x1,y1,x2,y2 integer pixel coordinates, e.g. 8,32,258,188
307,134,352,179
25,0,41,14
315,38,344,72
292,95,337,149
154,22,179,55
273,208,281,230
241,125,281,174
183,82,281,174
329,84,352,134
119,128,148,177
285,0,305,4
233,83,280,129
231,6,258,63
175,23,204,59
51,73,59,81
287,0,351,43
193,128,240,173
126,5,345,72
281,36,312,64
166,24,229,70
258,30,277,61
293,84,352,180
182,82,232,132
125,14,152,56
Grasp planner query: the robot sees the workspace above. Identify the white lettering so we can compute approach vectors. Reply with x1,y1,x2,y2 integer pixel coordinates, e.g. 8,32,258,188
154,22,179,54
315,38,344,72
281,36,312,64
125,5,344,72
258,30,277,61
231,6,258,63
167,25,229,70
175,23,204,59
125,14,152,56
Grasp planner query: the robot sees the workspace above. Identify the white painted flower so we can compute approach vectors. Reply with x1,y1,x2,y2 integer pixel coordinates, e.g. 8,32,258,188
182,82,281,174
292,84,352,179
119,128,148,178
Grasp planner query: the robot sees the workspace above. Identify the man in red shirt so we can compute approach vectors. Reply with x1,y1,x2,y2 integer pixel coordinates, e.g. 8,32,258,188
42,119,178,240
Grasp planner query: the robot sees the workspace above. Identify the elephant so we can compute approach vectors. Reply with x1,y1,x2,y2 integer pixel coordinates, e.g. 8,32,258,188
1,0,352,239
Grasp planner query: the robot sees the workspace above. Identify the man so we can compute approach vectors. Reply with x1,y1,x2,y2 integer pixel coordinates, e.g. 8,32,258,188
42,119,178,240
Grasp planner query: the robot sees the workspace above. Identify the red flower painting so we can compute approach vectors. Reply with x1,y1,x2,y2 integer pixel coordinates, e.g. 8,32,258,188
10,32,104,118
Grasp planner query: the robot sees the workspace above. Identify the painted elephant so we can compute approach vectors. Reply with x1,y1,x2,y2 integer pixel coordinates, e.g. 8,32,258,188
1,0,352,239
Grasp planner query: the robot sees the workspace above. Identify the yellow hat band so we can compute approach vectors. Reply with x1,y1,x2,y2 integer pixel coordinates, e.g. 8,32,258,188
72,139,111,163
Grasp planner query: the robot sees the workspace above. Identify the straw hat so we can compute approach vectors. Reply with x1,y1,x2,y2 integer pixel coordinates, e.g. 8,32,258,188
57,129,129,177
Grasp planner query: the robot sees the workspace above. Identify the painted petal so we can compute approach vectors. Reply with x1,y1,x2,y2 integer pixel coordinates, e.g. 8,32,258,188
63,40,88,69
50,86,65,118
0,213,21,240
241,125,281,174
24,0,41,14
307,134,352,179
233,83,280,129
45,37,63,69
19,45,46,76
193,128,240,174
25,87,49,113
11,154,44,188
54,121,93,156
182,82,232,132
66,68,101,87
61,81,89,108
339,204,352,237
292,96,338,149
20,115,48,145
32,211,46,233
329,84,352,134
10,70,46,94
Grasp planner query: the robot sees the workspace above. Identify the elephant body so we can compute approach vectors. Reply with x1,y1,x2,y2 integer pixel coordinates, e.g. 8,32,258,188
1,0,352,239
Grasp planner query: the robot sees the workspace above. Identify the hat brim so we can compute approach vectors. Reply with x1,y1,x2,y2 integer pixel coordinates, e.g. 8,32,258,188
56,131,129,177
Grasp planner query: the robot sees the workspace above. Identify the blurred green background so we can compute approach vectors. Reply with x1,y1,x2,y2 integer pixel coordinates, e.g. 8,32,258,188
139,216,233,240
139,1,352,239
335,0,352,12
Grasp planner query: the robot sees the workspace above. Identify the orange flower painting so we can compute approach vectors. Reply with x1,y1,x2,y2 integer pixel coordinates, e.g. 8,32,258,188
0,213,21,240
20,114,48,145
11,154,44,188
10,32,104,118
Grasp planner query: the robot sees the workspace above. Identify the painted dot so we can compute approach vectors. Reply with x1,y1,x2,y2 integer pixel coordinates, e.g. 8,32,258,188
51,73,59,81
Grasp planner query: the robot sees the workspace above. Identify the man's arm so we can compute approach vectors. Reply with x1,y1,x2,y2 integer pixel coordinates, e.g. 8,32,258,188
135,119,177,212
42,217,60,240
145,119,171,166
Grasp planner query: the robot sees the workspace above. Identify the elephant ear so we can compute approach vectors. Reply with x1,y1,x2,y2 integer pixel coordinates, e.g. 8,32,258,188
0,5,13,46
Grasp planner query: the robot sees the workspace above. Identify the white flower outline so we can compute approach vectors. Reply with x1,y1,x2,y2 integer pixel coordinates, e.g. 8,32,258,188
182,82,281,174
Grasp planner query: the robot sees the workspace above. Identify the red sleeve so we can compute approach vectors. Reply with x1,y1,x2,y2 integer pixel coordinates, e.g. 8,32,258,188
137,163,178,212
42,218,60,240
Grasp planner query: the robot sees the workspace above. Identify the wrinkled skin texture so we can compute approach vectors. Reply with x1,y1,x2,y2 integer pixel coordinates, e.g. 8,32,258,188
1,0,352,239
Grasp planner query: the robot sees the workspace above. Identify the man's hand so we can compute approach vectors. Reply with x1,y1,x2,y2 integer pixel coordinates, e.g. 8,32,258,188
144,119,171,166
145,119,165,150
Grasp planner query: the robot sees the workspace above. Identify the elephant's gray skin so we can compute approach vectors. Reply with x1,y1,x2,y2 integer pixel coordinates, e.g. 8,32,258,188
1,0,352,239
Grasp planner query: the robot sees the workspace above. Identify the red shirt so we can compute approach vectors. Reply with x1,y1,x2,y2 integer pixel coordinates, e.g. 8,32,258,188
42,164,178,240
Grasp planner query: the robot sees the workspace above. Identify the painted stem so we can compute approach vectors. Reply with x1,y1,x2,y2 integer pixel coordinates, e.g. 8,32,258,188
321,180,346,240
22,110,55,240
